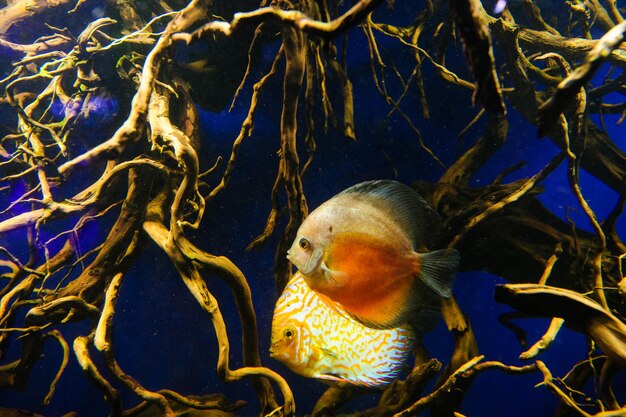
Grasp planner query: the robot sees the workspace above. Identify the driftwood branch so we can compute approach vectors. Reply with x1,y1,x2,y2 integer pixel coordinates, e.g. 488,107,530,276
1,0,626,416
172,0,384,42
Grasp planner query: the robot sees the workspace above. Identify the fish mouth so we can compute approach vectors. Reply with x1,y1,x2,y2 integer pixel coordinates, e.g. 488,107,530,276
268,345,278,358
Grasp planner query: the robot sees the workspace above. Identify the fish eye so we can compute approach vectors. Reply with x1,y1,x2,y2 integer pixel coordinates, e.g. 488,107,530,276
283,327,295,339
298,238,310,250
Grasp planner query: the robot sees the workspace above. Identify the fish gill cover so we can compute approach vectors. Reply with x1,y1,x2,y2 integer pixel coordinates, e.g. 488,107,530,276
0,0,625,416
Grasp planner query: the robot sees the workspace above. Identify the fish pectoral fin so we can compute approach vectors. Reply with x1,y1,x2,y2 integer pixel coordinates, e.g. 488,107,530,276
313,345,339,359
416,248,460,298
321,261,348,287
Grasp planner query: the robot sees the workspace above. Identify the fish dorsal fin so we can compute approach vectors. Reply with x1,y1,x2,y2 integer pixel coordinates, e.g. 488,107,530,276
338,180,441,250
417,248,460,298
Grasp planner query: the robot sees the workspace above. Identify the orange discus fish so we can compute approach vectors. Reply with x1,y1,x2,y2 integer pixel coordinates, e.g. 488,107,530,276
287,180,460,329
270,272,415,387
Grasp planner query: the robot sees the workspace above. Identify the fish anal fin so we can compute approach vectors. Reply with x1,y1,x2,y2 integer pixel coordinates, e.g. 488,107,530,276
317,373,349,385
416,248,460,298
317,372,382,389
319,370,394,388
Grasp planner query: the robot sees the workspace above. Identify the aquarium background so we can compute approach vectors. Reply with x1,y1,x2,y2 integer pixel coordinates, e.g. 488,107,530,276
0,0,625,416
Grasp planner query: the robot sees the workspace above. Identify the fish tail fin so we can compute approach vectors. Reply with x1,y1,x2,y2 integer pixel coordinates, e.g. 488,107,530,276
415,249,460,298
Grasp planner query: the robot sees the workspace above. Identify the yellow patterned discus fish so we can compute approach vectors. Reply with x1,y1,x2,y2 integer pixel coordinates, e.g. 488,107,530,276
269,272,415,388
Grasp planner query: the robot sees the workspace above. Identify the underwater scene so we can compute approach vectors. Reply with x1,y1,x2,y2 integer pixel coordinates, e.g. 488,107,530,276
1,0,626,416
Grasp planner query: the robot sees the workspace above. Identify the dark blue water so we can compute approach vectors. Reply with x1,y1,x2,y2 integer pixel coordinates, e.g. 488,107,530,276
1,1,625,416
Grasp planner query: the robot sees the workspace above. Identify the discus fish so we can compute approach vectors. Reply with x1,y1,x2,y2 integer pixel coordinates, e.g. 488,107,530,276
287,180,460,329
270,272,415,387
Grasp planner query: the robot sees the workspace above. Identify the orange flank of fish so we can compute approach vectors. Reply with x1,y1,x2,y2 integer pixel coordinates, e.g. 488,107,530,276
314,232,418,326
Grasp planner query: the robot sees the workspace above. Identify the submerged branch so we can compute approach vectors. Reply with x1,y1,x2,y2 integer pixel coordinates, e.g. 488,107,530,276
2,0,626,416
396,357,539,416
58,0,208,176
173,0,384,42
495,284,626,367
537,20,626,136
143,219,290,415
